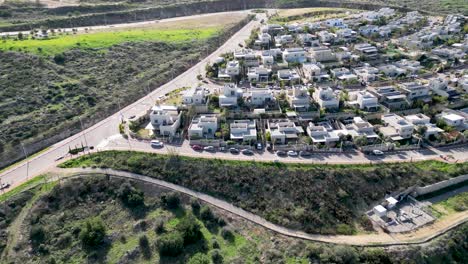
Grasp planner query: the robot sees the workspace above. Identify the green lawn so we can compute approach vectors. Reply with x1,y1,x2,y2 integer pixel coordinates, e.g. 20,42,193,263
430,191,468,218
0,27,219,55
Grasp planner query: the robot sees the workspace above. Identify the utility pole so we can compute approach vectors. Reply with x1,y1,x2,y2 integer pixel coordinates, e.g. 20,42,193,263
20,142,29,180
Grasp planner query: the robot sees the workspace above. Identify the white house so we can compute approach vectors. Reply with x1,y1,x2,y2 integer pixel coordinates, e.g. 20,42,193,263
353,65,379,82
354,43,378,59
324,18,346,28
405,114,443,139
258,32,272,45
346,117,378,141
380,113,414,140
282,48,307,63
313,87,339,109
359,25,379,37
274,34,294,46
261,54,275,66
302,63,322,81
399,82,430,102
336,28,357,42
188,114,218,139
147,105,181,137
247,66,270,82
219,83,242,107
288,85,310,111
309,46,336,62
230,120,257,142
439,113,465,128
268,119,304,144
306,122,340,144
348,90,380,111
183,86,207,105
219,60,240,78
278,69,300,81
247,88,274,106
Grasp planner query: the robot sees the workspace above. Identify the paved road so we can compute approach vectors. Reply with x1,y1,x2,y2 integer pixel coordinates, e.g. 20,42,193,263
102,136,468,165
53,167,468,247
0,12,265,189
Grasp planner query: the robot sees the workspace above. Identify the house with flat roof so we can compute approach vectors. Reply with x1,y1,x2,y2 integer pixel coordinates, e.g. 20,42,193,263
404,114,443,139
353,65,379,83
345,117,378,141
380,113,414,140
188,114,219,139
147,105,181,137
219,83,242,107
268,119,304,144
309,46,336,62
306,122,340,145
278,69,300,82
437,112,466,130
246,88,274,107
370,86,409,110
218,60,240,78
378,64,407,78
313,87,339,109
287,85,311,111
230,120,257,142
348,90,380,111
282,48,307,63
399,82,430,103
183,86,207,105
247,66,271,82
354,43,378,59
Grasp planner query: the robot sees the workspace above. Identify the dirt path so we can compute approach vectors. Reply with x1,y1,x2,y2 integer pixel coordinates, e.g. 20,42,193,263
51,167,468,247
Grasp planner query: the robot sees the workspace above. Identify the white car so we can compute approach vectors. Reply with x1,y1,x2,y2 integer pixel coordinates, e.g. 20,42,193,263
203,146,215,152
287,150,298,157
0,183,10,190
150,140,164,148
372,149,384,156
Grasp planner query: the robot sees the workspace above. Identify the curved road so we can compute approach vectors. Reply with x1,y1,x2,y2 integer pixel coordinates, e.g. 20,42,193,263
52,167,468,247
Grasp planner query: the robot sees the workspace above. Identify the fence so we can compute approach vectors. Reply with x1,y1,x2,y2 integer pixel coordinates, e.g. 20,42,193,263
413,174,468,197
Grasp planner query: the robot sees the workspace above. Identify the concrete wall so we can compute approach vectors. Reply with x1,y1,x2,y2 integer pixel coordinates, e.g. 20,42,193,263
414,174,468,197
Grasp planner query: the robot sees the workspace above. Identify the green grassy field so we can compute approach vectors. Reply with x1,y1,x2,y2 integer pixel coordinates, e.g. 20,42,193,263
0,27,219,55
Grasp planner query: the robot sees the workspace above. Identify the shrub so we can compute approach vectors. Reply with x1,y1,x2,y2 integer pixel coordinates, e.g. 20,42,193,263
117,182,145,207
139,235,151,259
155,219,165,234
211,238,220,249
30,225,46,245
211,249,224,264
176,214,203,244
220,227,234,241
187,253,211,264
161,192,180,209
157,232,184,256
200,206,214,222
191,198,201,215
79,217,106,248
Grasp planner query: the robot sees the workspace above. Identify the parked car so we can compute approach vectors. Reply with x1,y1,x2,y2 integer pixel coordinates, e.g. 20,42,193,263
128,115,136,120
276,150,287,157
0,183,10,190
203,146,215,152
229,148,240,154
192,145,203,151
150,140,164,148
372,149,384,156
219,146,227,152
241,149,254,155
256,143,263,150
287,150,298,157
299,151,311,157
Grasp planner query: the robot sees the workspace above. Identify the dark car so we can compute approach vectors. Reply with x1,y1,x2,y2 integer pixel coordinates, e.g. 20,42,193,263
192,145,203,151
241,149,254,155
229,148,240,154
299,151,312,157
276,150,287,157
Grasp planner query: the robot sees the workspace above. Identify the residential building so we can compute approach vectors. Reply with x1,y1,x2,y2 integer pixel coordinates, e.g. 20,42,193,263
147,105,181,137
261,24,284,35
359,25,379,37
370,86,409,110
317,30,336,43
247,66,270,82
313,87,339,109
306,122,340,145
324,18,346,28
183,86,207,105
399,82,430,103
380,114,414,140
378,64,407,78
247,88,274,107
274,34,294,46
353,65,379,82
278,69,300,81
438,112,466,128
230,120,257,142
354,43,378,59
429,77,460,100
188,114,218,139
258,32,272,45
309,46,336,62
404,114,443,139
282,48,307,63
346,117,378,141
268,119,304,144
298,33,319,46
218,60,240,78
302,63,322,81
336,28,357,42
261,54,274,66
330,67,351,78
287,85,311,111
394,60,423,74
219,83,242,107
348,90,380,111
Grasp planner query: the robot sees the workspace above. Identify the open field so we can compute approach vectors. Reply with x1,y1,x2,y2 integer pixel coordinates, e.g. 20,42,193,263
276,7,353,17
270,7,361,23
59,151,468,235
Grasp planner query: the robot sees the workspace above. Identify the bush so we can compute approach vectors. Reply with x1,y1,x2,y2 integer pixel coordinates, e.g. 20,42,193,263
157,232,184,256
211,249,224,264
200,206,214,222
191,198,201,215
176,214,203,244
139,235,151,259
161,192,180,209
30,225,46,245
79,217,106,248
211,238,220,249
187,253,211,264
117,182,145,207
220,227,234,241
155,219,165,234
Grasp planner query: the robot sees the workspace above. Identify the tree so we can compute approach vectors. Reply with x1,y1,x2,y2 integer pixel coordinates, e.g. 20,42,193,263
200,206,214,222
176,214,203,244
161,192,180,209
211,249,224,264
187,253,211,264
30,225,46,245
79,217,106,248
157,232,184,256
354,136,368,147
117,182,144,207
139,235,151,259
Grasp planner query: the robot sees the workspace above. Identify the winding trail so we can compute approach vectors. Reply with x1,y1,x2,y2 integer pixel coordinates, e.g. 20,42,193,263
51,167,468,247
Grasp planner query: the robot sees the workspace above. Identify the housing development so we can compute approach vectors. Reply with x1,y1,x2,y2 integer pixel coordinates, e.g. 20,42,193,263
0,1,467,263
